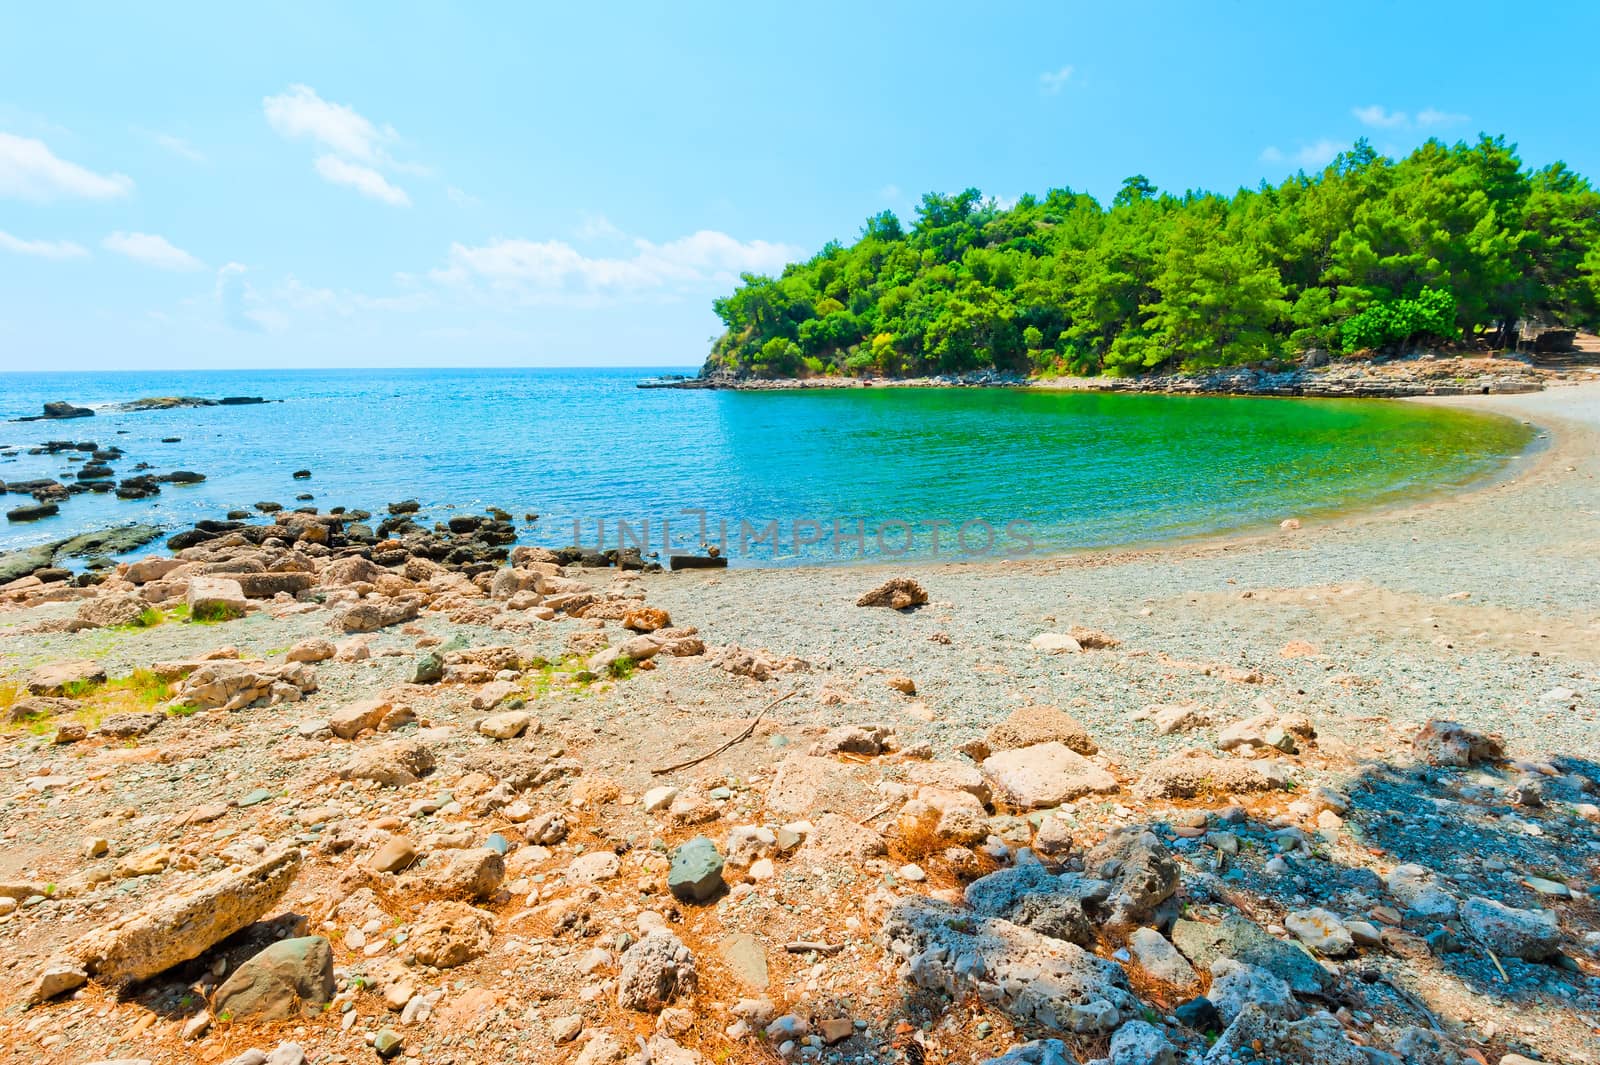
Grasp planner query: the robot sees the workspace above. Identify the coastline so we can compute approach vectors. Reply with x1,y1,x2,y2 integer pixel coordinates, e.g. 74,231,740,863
667,351,1573,399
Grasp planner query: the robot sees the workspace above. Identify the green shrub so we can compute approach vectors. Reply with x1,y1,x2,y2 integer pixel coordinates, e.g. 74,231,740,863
1341,287,1458,352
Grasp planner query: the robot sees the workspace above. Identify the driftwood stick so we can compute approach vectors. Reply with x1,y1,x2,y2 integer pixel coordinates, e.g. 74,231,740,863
783,941,845,955
649,688,798,776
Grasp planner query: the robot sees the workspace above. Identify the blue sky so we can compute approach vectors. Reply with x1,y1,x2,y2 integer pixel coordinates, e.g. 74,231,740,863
3,1,1597,371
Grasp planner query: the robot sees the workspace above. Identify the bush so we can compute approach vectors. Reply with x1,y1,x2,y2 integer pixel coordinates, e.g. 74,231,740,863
1341,287,1458,352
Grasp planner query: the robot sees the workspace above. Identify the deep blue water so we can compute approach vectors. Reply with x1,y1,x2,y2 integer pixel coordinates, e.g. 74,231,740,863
0,367,1531,566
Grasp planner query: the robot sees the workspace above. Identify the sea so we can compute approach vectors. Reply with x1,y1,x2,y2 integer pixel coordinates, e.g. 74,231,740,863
0,367,1533,567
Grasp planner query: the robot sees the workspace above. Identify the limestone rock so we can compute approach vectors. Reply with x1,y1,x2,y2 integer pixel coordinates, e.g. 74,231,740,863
409,901,494,968
1460,896,1561,960
1109,1019,1177,1065
1207,958,1298,1023
856,577,927,610
408,847,505,901
982,743,1117,809
984,704,1098,756
884,896,1136,1033
617,931,697,1012
1204,1005,1368,1065
793,813,885,863
68,848,301,984
1284,908,1353,956
1413,720,1504,766
328,698,390,740
286,638,335,663
668,836,725,902
1082,829,1180,929
187,576,247,619
1127,926,1197,986
1132,750,1292,800
341,739,435,786
26,659,106,696
477,710,532,739
1170,914,1329,995
338,597,419,633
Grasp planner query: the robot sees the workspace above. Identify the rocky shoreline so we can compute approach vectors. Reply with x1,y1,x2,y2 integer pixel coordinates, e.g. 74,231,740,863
663,353,1563,399
0,384,1596,1065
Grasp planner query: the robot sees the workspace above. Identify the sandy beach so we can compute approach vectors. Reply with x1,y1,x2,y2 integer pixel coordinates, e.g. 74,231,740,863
1,379,1597,1065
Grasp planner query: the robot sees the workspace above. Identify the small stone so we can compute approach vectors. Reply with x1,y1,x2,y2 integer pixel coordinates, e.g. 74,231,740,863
368,836,417,874
550,1014,583,1043
818,1018,854,1044
1284,908,1354,956
373,1028,404,1059
478,710,532,739
668,836,724,902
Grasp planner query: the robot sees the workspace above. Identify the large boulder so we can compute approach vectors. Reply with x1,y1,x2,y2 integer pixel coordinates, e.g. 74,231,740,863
338,597,419,633
212,936,335,1020
25,659,106,696
187,576,247,619
341,739,435,786
175,661,317,712
981,743,1117,809
62,849,301,987
884,896,1137,1033
1412,720,1504,767
1171,915,1329,995
984,705,1098,756
1132,750,1292,800
1460,896,1561,960
407,848,505,901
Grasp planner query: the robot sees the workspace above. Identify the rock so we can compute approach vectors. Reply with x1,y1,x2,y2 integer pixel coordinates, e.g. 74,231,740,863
410,901,494,968
24,960,88,1005
642,786,678,813
1029,633,1083,654
1217,711,1314,754
573,1032,626,1065
1205,1004,1368,1065
54,721,87,744
286,638,335,663
373,1029,404,1060
470,680,518,710
477,710,532,739
66,848,301,984
1173,996,1220,1032
72,593,149,630
1170,914,1330,994
174,660,317,712
794,812,886,863
565,851,621,884
668,836,725,902
622,606,670,632
97,711,163,738
1284,908,1354,956
1207,957,1298,1023
338,597,419,633
410,847,505,901
8,695,78,722
341,739,435,786
212,937,335,1020
1109,1019,1177,1065
1132,750,1292,800
25,659,106,696
618,931,697,1012
884,896,1137,1033
187,576,247,619
856,577,927,610
1128,926,1197,986
716,932,769,990
1385,864,1459,920
1083,829,1179,929
328,698,391,739
1413,720,1504,766
981,1040,1078,1065
963,852,1098,947
5,502,60,522
412,652,444,684
368,836,417,873
981,743,1117,808
985,704,1098,755
810,722,896,756
523,811,568,845
550,1015,584,1043
1460,896,1561,960
1148,704,1213,734
899,788,989,846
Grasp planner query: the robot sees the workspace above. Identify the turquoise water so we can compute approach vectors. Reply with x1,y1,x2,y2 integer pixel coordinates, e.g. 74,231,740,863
0,368,1532,565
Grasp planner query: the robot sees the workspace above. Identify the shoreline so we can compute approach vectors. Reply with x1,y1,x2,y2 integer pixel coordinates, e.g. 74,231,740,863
669,351,1587,399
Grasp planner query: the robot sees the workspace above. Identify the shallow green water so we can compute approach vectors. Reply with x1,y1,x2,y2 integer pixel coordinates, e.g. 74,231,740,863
0,369,1534,565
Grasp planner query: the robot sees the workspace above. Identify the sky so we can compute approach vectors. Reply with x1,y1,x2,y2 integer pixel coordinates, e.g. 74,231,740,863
2,1,1598,372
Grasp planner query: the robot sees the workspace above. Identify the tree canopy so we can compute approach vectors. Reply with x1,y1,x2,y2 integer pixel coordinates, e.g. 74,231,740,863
705,136,1600,379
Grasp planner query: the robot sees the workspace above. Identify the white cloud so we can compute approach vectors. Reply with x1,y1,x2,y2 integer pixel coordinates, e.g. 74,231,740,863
313,155,410,206
1417,107,1469,127
265,85,417,205
0,229,89,259
575,212,625,240
1260,140,1342,170
263,84,393,162
153,132,205,163
0,131,132,202
217,263,272,332
103,231,204,271
433,229,801,301
446,185,481,207
1039,65,1074,94
1353,104,1408,129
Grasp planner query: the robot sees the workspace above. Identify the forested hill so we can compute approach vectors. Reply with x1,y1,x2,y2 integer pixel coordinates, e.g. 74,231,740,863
704,136,1600,380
